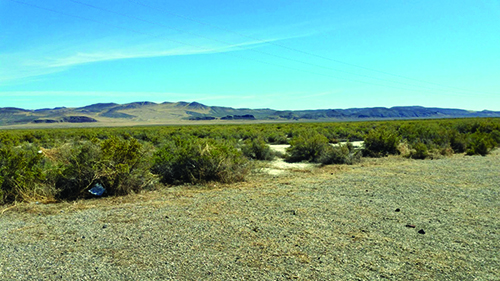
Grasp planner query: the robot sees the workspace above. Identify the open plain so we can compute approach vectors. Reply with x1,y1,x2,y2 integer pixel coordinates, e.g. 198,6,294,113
1,149,498,280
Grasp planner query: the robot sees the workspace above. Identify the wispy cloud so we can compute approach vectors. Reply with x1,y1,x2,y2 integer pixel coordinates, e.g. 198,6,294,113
0,33,298,84
43,38,285,68
0,5,330,85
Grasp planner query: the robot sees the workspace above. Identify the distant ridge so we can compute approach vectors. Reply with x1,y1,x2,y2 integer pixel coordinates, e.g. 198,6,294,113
1,101,499,127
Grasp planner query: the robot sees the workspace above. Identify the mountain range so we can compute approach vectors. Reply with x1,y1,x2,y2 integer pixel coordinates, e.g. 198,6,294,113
1,101,499,127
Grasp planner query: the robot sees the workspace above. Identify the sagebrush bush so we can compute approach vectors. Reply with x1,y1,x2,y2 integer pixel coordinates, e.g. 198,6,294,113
450,132,467,153
436,145,454,157
55,137,154,200
466,133,497,156
55,141,102,200
408,142,430,159
363,128,401,157
320,142,362,165
241,137,275,161
285,132,330,163
152,137,249,185
490,130,500,144
0,132,21,147
266,133,289,144
0,144,50,204
98,137,154,195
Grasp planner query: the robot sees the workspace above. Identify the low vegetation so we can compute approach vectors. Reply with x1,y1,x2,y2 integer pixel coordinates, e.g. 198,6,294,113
363,127,401,157
1,118,499,204
241,137,275,161
55,137,154,200
320,142,362,165
0,144,48,204
152,137,249,185
285,131,330,163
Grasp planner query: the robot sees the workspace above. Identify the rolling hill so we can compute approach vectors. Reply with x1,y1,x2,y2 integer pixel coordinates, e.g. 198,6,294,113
1,101,499,127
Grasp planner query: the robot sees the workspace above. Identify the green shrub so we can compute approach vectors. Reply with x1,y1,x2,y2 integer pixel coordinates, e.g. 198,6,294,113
98,137,154,196
363,128,401,157
466,133,497,156
0,144,48,204
56,137,154,200
491,130,500,144
241,137,275,161
320,142,362,165
55,141,102,200
152,137,249,185
409,142,430,159
0,132,20,147
450,132,467,153
286,132,330,163
266,133,288,144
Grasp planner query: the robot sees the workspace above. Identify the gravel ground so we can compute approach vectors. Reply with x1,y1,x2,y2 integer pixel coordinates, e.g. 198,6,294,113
1,151,499,280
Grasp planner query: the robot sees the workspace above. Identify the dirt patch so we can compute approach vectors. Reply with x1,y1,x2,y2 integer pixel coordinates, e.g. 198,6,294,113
263,141,364,176
269,141,364,153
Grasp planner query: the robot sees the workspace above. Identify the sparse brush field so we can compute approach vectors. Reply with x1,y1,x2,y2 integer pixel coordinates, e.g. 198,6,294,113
1,118,499,280
1,150,499,280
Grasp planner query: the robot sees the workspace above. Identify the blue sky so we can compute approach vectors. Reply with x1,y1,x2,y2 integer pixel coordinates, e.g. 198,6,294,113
1,0,499,110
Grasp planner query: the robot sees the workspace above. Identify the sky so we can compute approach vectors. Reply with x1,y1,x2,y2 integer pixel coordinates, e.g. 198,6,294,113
1,0,500,111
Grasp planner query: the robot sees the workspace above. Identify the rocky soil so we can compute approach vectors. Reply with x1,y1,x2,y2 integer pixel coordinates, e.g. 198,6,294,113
1,151,499,280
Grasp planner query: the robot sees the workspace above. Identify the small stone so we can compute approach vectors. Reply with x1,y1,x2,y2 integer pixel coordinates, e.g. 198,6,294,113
418,229,426,234
395,208,401,212
102,224,108,229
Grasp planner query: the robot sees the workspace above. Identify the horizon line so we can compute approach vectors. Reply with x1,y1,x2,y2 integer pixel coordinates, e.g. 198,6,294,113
0,100,493,113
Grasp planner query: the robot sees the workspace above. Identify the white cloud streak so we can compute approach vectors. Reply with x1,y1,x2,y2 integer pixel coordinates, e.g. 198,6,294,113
0,34,298,84
43,39,281,68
